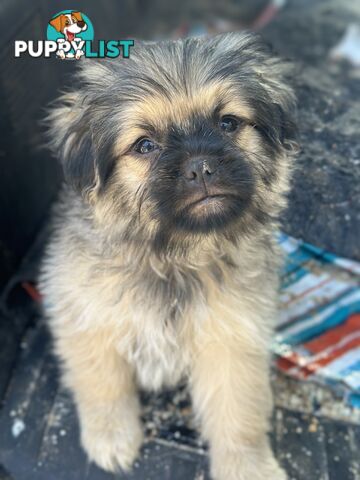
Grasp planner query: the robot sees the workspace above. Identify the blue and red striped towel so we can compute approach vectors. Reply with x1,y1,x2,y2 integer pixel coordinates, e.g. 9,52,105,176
275,233,360,409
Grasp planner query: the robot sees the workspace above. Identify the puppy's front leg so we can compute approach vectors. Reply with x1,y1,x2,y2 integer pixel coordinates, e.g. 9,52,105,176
191,321,286,480
56,327,143,473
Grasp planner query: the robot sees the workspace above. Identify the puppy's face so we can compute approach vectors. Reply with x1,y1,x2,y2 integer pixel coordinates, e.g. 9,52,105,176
47,33,296,251
115,84,257,235
49,12,87,41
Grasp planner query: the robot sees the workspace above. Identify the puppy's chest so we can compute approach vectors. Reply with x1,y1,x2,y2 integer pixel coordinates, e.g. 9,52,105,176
117,267,205,391
125,318,191,391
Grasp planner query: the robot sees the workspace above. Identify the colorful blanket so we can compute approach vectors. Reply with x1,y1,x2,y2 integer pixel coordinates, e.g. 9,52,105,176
275,233,360,409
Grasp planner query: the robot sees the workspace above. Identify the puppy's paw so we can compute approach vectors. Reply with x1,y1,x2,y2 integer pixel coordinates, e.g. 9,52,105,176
75,50,84,60
80,407,143,473
211,449,287,480
56,50,66,60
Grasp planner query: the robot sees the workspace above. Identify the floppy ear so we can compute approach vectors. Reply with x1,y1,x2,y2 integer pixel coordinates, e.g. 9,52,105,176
248,39,298,151
45,88,116,200
72,11,83,22
213,32,298,152
255,64,298,150
49,14,64,33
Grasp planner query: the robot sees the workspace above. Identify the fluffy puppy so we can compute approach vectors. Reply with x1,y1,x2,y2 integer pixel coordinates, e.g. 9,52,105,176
39,32,297,480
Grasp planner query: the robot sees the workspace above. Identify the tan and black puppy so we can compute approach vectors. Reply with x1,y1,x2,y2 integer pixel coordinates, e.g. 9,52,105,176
40,33,297,479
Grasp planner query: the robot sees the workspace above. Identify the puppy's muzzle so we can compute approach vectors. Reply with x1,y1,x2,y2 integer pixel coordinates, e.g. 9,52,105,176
77,20,86,28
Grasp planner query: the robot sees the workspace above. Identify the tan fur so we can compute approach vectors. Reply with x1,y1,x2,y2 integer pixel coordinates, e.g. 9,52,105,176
114,82,253,156
41,225,286,478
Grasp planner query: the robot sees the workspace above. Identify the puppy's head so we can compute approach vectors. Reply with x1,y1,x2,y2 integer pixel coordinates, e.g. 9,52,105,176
47,33,297,253
49,12,87,40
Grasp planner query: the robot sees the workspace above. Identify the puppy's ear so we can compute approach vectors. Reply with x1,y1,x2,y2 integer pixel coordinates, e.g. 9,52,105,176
45,92,96,198
254,57,298,151
213,32,298,151
45,69,117,200
49,15,64,33
250,36,298,151
72,11,83,22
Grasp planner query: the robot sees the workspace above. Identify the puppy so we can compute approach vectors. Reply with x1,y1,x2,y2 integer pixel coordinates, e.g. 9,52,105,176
40,33,297,480
49,11,87,59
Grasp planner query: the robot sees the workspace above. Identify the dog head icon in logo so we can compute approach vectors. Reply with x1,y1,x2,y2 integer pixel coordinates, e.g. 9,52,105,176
48,10,94,60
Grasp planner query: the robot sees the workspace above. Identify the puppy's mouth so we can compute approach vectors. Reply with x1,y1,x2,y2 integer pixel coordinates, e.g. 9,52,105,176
183,187,239,209
186,194,229,212
66,31,75,42
168,191,242,234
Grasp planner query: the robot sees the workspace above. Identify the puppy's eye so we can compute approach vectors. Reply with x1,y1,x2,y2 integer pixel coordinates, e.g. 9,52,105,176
134,138,158,155
219,115,241,133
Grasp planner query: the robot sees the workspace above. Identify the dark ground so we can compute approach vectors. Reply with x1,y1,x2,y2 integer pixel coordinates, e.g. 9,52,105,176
263,0,360,261
1,318,360,480
1,0,360,479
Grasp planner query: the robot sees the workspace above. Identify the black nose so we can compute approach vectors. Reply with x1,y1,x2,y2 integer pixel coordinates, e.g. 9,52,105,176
77,20,85,28
183,157,218,184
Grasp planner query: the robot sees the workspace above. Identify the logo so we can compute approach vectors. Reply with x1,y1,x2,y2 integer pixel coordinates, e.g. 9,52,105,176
47,10,94,59
14,10,134,60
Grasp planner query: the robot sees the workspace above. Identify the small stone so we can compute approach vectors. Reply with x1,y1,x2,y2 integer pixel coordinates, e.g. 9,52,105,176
308,419,318,433
11,418,25,438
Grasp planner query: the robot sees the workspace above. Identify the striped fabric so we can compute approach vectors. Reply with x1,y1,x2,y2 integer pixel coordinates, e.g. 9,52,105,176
274,233,360,408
